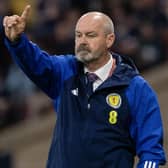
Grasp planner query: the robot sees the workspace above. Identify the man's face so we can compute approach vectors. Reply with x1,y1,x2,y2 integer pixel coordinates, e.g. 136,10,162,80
75,15,109,64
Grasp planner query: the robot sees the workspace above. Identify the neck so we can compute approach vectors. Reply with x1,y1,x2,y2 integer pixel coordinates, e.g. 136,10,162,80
85,52,111,72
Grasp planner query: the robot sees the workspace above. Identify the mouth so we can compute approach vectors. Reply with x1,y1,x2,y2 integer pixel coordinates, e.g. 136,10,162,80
77,50,91,58
77,50,89,53
77,45,91,53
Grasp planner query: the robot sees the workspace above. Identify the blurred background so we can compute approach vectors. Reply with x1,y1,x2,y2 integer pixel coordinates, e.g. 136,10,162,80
0,0,167,167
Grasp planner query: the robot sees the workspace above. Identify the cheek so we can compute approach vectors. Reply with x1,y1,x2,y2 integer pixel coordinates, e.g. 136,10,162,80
91,40,106,51
75,39,78,46
89,40,100,49
75,41,79,50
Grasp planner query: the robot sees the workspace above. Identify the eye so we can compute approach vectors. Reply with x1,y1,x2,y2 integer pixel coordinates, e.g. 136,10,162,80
75,33,82,38
87,33,97,38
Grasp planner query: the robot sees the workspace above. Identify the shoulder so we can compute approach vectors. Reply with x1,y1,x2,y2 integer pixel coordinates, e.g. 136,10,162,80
125,75,157,107
127,75,157,99
51,54,77,68
129,75,152,90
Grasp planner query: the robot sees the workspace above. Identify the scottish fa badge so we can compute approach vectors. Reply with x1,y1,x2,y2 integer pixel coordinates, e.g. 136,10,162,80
106,93,121,109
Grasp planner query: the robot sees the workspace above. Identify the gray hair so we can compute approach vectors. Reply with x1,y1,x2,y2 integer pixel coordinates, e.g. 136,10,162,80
80,11,114,35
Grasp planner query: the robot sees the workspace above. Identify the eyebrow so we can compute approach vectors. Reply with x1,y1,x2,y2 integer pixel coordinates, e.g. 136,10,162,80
75,31,97,34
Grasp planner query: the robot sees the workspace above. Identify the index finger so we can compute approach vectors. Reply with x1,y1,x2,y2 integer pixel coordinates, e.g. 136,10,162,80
21,5,31,21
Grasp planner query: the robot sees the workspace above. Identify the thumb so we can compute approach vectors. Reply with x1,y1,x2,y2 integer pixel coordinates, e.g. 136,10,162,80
21,5,31,21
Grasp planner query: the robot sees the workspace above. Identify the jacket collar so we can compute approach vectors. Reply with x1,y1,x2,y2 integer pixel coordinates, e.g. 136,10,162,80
75,53,139,88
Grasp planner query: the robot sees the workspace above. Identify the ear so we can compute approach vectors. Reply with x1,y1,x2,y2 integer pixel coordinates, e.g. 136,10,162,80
106,33,115,49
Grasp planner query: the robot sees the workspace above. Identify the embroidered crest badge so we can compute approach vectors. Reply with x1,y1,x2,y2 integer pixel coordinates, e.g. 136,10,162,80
106,93,122,109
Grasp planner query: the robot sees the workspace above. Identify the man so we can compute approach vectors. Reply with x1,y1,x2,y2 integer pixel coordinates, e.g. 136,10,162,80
3,5,166,168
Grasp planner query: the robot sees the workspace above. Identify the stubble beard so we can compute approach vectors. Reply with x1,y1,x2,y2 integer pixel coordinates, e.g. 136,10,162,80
75,50,102,64
76,51,92,63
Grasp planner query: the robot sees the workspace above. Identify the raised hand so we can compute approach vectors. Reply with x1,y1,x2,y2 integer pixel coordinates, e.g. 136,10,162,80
3,5,31,42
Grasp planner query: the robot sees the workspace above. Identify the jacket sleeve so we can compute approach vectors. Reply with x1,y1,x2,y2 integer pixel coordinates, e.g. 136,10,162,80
126,76,166,168
4,34,76,100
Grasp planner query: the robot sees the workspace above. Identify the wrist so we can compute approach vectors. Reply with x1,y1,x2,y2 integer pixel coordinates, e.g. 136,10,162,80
7,35,21,45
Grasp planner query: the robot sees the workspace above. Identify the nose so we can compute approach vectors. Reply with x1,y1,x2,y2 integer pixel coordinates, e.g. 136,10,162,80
77,34,88,45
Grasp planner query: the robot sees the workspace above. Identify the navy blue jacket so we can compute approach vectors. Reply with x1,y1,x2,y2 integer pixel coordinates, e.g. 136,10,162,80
5,34,166,168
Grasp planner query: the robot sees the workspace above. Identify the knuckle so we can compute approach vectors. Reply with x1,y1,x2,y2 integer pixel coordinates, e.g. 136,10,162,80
13,15,19,19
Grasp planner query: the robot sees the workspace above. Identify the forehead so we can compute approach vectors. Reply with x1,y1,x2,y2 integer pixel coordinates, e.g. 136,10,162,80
75,15,104,33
